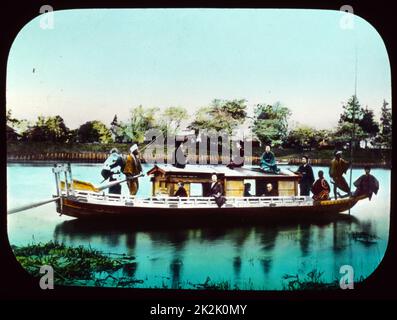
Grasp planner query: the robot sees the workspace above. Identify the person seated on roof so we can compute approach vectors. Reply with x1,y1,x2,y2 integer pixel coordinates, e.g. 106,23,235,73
244,183,252,197
352,166,379,200
260,145,280,174
262,183,278,197
227,140,244,169
101,148,125,195
311,170,331,201
174,182,188,197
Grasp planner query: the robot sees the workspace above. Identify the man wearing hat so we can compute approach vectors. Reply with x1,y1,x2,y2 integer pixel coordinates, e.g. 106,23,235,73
123,144,143,195
329,150,350,199
101,148,125,194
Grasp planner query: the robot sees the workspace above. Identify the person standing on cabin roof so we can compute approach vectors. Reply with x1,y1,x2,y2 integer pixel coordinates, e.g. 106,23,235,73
329,150,351,199
101,148,125,195
311,170,331,201
209,174,226,208
172,136,188,169
174,182,188,197
123,144,143,196
352,166,379,200
294,156,315,196
260,145,280,174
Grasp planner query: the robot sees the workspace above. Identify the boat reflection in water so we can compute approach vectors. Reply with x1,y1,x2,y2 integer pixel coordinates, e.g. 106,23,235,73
53,213,377,290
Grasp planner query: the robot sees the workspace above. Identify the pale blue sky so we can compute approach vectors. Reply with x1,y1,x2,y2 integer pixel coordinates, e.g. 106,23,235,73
6,9,391,130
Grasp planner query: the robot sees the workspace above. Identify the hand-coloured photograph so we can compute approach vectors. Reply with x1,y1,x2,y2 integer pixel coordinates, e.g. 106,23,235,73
6,8,391,291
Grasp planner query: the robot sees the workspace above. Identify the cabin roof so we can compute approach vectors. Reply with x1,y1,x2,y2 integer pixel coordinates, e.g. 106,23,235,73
147,164,299,179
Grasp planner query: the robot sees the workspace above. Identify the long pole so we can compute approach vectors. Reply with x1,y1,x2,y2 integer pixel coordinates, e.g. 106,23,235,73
97,173,144,191
348,47,358,215
8,197,60,215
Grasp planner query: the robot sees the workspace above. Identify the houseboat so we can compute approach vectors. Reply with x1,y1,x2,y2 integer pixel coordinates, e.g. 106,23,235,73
52,163,366,221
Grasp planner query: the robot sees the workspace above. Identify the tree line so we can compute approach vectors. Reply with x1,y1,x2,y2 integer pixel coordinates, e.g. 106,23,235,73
6,96,392,150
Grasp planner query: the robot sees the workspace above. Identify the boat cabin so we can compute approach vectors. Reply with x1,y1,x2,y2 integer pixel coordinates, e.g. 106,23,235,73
147,165,301,197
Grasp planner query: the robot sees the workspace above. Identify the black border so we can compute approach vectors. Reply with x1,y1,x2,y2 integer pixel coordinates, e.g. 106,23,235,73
1,0,396,307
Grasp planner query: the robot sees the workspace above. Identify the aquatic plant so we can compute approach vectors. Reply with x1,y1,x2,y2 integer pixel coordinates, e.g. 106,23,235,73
282,268,339,290
12,241,140,286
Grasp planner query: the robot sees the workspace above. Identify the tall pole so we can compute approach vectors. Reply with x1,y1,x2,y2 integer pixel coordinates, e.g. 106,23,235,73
348,47,358,215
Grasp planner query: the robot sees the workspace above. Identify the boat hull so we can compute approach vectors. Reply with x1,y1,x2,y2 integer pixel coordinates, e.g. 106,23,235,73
57,196,364,222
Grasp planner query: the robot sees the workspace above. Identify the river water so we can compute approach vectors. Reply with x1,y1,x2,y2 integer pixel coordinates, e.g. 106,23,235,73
7,163,390,290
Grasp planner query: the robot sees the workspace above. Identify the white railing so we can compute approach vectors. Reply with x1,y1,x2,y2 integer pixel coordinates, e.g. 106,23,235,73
63,190,312,208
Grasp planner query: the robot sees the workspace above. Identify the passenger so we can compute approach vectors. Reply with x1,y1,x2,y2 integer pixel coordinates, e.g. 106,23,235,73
295,156,315,196
209,174,226,208
352,166,379,200
329,150,350,199
260,145,280,174
102,148,125,195
311,170,331,201
123,144,143,196
174,182,188,197
263,183,277,197
244,183,252,197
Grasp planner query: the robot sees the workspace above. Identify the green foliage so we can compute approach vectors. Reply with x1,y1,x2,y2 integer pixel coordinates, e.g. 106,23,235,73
123,105,159,143
159,106,189,135
189,99,247,134
359,107,379,148
285,126,317,149
23,115,70,143
377,100,392,148
282,268,338,290
336,95,373,148
12,241,140,287
110,115,127,143
252,102,291,147
77,120,113,143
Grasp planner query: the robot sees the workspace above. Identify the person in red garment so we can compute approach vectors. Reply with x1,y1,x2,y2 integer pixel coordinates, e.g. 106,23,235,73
311,170,331,201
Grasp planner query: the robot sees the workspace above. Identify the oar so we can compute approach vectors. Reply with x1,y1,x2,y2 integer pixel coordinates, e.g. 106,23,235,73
8,196,60,215
97,173,145,191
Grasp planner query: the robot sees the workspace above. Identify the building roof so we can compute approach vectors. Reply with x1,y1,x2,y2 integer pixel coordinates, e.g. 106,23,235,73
147,164,298,179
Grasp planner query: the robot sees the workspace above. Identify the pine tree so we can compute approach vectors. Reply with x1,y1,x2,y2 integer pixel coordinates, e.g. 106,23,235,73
378,99,392,148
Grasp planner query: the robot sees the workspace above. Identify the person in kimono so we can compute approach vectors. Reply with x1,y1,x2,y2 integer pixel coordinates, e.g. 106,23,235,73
311,170,331,201
209,174,226,208
101,148,125,194
172,136,188,169
263,183,277,197
260,145,280,174
294,156,315,196
329,150,350,199
244,183,252,197
123,144,143,195
174,182,188,197
352,166,379,200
